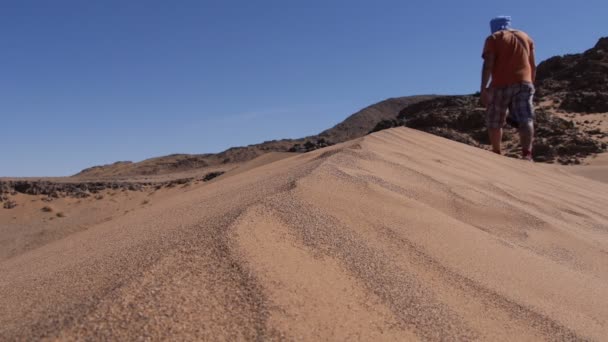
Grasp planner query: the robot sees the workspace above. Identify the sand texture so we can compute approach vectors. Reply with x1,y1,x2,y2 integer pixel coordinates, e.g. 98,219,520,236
1,127,607,341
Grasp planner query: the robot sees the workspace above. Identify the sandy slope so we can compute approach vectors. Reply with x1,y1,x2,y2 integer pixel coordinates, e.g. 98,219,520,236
0,152,294,262
1,127,607,341
569,152,608,184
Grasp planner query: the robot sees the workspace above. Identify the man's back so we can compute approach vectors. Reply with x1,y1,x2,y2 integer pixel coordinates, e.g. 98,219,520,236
483,30,534,87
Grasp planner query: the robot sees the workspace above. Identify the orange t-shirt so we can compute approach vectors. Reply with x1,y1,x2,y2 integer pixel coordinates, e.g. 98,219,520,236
482,30,534,87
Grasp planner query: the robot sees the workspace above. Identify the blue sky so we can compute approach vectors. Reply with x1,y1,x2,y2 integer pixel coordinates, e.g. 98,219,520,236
2,0,606,176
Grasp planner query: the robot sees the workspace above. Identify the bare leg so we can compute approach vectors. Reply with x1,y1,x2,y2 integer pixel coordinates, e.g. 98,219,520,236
518,121,534,158
488,128,503,154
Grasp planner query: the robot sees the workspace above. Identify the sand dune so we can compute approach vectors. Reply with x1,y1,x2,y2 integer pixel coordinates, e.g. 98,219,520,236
1,127,607,340
570,153,608,184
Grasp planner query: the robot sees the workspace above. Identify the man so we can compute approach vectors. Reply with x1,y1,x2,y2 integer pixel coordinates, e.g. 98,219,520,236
480,16,536,160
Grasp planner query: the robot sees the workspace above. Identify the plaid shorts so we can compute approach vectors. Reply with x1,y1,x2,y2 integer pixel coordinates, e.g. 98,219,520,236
486,82,535,129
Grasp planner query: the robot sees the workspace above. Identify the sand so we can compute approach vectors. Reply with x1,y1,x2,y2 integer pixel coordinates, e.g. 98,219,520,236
1,127,607,341
568,152,608,184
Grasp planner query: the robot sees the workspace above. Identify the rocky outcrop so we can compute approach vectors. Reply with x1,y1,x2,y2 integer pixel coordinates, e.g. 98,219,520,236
0,171,225,205
1,181,143,199
288,138,333,153
536,37,608,113
202,171,225,182
560,92,608,113
3,200,17,209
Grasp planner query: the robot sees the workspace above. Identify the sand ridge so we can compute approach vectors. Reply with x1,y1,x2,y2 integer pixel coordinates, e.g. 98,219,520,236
1,127,607,340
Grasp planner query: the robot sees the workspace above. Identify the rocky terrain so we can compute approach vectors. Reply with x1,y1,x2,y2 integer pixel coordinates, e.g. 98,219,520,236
536,37,608,113
370,95,605,164
0,171,225,208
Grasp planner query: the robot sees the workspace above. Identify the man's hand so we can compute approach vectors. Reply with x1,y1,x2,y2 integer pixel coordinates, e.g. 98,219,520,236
480,88,491,107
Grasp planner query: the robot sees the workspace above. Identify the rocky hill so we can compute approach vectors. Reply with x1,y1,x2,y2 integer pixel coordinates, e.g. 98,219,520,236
75,96,434,178
316,95,437,142
536,37,608,113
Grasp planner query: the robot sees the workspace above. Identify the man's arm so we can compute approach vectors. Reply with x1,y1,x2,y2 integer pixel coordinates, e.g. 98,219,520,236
529,49,536,83
481,53,495,105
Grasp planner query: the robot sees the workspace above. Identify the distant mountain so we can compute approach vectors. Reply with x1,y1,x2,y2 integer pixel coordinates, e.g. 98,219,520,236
316,96,436,142
75,96,434,178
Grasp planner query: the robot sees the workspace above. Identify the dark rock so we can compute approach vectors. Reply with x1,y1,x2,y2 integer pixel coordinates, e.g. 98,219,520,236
560,92,608,113
289,138,335,153
3,200,17,209
304,141,316,151
369,119,400,134
532,141,556,162
73,189,90,198
595,37,608,50
202,171,225,182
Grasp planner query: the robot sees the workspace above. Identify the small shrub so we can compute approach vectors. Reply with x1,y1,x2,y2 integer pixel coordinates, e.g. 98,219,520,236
141,199,150,205
56,212,66,218
41,206,54,212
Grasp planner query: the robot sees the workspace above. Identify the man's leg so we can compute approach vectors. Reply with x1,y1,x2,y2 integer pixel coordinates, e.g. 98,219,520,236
486,87,507,155
489,127,503,154
519,121,534,159
512,83,536,160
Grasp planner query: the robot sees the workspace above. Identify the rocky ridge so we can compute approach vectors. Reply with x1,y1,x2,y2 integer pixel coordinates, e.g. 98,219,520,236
0,171,224,208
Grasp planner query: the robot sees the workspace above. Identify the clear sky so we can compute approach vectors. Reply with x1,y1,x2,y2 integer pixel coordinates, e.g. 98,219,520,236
2,0,606,176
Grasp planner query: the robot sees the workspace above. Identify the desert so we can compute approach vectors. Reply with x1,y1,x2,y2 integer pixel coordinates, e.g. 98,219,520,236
2,5,608,340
